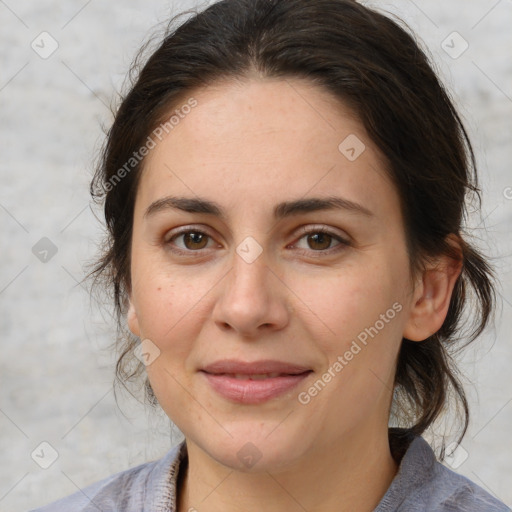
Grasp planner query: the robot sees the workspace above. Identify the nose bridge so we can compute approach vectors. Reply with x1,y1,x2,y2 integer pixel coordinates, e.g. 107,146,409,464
227,244,273,309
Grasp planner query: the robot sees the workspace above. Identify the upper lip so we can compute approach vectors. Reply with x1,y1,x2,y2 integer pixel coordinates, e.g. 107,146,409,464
201,359,312,375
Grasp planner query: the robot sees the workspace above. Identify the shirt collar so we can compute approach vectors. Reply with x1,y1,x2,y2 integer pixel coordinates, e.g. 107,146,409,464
148,439,188,511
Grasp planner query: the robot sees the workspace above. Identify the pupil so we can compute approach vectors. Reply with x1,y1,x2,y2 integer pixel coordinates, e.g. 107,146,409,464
185,232,206,249
309,233,331,250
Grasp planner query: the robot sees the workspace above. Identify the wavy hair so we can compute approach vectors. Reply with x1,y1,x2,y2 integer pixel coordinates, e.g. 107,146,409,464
85,0,496,460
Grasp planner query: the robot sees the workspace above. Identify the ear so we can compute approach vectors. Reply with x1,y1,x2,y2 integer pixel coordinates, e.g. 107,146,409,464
403,236,463,342
127,296,141,338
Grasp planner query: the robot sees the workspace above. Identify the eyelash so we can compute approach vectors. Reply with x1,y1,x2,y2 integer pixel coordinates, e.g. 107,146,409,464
164,225,350,258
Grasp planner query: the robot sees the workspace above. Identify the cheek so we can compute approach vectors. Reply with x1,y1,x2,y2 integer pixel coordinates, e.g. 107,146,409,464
131,268,184,344
131,264,218,359
291,261,400,346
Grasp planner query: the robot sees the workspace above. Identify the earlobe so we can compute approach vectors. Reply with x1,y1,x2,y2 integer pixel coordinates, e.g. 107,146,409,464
127,298,141,338
403,246,462,342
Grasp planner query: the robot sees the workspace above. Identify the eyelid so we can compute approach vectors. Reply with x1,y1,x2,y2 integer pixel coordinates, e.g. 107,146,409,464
164,224,215,242
164,224,351,256
293,224,351,243
163,225,221,255
289,224,351,255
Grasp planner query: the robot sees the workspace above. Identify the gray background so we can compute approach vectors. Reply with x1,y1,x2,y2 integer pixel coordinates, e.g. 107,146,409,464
1,1,511,510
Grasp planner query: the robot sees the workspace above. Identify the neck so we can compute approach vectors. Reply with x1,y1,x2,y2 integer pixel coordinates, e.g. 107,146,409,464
177,426,399,512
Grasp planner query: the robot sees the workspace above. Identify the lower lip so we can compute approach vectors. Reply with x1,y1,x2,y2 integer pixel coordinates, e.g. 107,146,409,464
201,371,312,404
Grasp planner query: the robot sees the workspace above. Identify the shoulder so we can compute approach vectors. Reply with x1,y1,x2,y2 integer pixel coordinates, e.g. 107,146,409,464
424,460,510,512
29,441,186,512
377,432,510,512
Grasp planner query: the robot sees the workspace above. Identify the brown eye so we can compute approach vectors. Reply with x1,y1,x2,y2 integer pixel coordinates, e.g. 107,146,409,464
306,232,334,251
165,229,215,255
292,227,350,256
182,232,209,250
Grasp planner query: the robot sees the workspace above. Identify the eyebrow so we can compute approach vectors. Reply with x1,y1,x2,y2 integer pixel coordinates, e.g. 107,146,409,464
143,195,374,221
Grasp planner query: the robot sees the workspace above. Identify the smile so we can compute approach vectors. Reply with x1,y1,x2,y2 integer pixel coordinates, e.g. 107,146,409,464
200,369,312,404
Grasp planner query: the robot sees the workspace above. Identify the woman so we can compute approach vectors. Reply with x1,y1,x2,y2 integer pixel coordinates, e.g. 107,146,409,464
32,0,510,510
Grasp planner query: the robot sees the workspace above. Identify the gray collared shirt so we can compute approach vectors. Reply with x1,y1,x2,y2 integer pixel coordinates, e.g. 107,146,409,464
31,435,510,511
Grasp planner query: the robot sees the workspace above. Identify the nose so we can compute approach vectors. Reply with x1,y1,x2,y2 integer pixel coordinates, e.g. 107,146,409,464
212,245,291,338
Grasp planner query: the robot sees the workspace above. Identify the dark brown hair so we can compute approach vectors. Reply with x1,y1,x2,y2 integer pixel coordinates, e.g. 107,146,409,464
86,0,495,460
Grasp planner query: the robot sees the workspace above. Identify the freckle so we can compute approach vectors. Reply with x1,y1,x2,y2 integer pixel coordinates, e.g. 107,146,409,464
157,287,162,291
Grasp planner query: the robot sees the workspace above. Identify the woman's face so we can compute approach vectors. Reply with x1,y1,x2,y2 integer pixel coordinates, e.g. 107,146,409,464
127,78,418,471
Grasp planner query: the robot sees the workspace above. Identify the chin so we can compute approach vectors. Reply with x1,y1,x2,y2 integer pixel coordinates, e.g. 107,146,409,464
193,425,311,473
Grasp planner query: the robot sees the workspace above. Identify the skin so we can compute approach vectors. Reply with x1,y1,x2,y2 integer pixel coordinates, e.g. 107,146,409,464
127,77,461,512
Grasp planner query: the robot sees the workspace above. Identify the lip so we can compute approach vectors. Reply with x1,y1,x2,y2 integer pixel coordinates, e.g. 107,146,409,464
200,359,313,404
201,359,312,375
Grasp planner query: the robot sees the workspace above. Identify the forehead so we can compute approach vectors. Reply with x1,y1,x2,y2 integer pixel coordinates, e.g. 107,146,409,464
136,78,398,221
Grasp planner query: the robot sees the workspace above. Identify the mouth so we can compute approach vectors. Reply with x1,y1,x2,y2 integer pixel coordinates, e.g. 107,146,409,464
216,372,301,380
199,359,313,404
